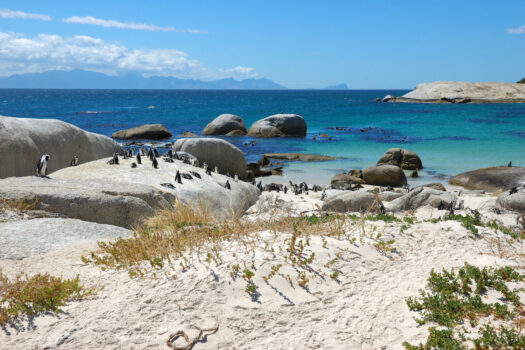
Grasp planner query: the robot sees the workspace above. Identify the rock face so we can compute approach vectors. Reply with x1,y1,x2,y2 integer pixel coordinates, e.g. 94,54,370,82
0,177,174,228
263,153,337,162
376,148,423,170
247,114,307,137
0,115,122,179
363,165,407,187
449,166,525,192
202,114,247,136
111,124,172,139
173,138,247,179
331,173,365,187
497,188,525,213
387,81,525,103
385,187,457,212
322,191,382,213
0,218,131,260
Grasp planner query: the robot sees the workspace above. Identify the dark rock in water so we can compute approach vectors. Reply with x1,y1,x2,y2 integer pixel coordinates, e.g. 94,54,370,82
375,97,381,102
411,170,418,178
112,124,172,140
247,114,307,137
257,155,270,167
181,131,198,137
382,94,395,102
262,153,337,162
331,173,365,187
497,187,525,213
202,114,247,136
421,183,447,192
363,165,407,187
271,168,283,176
449,166,525,192
377,148,423,170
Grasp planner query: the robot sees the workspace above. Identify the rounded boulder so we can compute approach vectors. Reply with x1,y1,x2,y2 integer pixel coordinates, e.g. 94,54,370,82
363,165,407,187
449,166,525,192
202,114,247,136
247,114,307,137
376,148,423,170
172,138,247,179
112,124,172,140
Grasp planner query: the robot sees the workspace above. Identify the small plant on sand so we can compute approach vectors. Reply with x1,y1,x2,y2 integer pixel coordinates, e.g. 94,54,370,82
365,213,401,223
0,269,94,325
330,270,340,280
403,263,525,349
0,197,39,212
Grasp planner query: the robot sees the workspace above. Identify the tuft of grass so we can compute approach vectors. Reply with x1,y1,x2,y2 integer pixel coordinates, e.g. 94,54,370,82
365,213,401,223
430,212,523,239
0,197,39,212
0,269,94,325
403,263,525,349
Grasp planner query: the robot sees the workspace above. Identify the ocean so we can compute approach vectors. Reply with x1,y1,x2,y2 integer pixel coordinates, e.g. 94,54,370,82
1,89,524,185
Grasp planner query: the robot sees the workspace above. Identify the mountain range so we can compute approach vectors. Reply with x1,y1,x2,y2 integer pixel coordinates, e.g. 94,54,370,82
0,70,287,89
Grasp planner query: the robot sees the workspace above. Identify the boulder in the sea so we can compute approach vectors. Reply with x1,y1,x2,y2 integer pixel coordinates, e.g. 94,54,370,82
382,94,395,102
376,148,423,170
496,187,525,213
0,176,174,228
247,114,307,137
348,169,363,179
173,138,247,179
181,131,198,137
202,114,247,136
363,165,407,187
0,115,122,179
449,166,525,192
385,186,457,212
331,173,365,187
322,191,383,213
112,124,172,140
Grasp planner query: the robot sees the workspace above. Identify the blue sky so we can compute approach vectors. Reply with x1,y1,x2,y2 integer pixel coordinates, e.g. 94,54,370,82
0,0,524,88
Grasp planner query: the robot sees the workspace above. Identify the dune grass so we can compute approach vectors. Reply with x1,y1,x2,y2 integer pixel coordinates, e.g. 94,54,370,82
0,197,39,212
0,269,94,326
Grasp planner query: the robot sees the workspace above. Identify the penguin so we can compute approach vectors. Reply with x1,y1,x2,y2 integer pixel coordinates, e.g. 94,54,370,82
152,157,158,169
160,183,175,190
108,153,119,165
167,149,173,159
70,155,79,166
379,203,386,215
136,152,142,164
234,174,239,182
36,154,50,177
147,149,154,161
214,166,219,173
251,179,256,186
128,148,133,158
508,161,512,167
140,147,146,156
509,187,518,194
202,162,208,170
284,185,288,194
257,183,263,192
226,172,232,178
175,170,182,184
190,171,201,179
131,162,137,168
205,165,212,176
321,190,327,201
153,148,160,158
437,201,445,210
163,158,174,163
225,180,231,190
181,173,193,180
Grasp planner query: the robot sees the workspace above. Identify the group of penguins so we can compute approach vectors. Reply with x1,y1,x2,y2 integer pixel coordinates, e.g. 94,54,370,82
254,180,325,197
107,146,239,191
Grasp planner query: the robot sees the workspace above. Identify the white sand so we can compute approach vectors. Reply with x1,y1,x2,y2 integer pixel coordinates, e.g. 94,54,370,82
0,190,524,349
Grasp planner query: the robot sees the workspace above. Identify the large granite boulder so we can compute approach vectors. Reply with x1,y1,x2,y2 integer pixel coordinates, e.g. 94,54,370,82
363,165,407,187
449,166,525,192
247,114,307,137
52,157,259,220
391,81,525,103
202,114,247,136
331,173,365,188
173,138,247,179
385,187,457,212
0,115,122,179
0,177,174,228
376,148,423,170
111,124,172,139
0,218,131,260
322,191,382,213
497,187,525,213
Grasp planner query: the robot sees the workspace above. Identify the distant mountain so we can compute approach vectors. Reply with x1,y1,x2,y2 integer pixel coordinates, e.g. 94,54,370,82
323,83,348,90
0,70,287,89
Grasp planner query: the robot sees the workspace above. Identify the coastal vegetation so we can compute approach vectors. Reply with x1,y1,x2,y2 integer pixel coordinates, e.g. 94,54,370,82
518,78,525,84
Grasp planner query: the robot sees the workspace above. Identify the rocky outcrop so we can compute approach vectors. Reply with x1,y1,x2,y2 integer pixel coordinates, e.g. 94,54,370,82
385,187,457,212
111,124,172,139
0,176,174,228
497,187,525,213
376,148,423,170
0,115,122,179
331,173,365,188
322,191,382,213
173,138,247,179
181,131,198,137
0,218,131,260
384,81,525,104
262,153,337,162
247,114,307,137
363,165,407,187
202,114,247,136
449,166,525,192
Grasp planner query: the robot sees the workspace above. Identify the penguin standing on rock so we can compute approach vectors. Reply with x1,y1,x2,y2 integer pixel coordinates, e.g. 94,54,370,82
70,155,79,166
225,180,231,190
136,152,142,164
36,154,50,177
152,157,158,169
175,170,182,184
148,149,154,161
108,153,119,165
205,165,212,176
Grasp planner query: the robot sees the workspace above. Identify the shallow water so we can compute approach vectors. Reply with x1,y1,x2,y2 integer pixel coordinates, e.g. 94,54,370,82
1,89,524,185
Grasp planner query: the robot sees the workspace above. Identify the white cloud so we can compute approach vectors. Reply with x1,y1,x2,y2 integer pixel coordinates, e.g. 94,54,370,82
63,16,207,34
0,8,51,21
507,25,525,34
0,31,255,80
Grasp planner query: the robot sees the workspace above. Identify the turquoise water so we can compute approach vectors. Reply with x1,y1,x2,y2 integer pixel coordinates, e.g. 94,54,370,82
1,89,524,185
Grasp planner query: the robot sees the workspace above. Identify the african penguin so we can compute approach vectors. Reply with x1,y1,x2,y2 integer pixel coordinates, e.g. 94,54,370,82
508,161,512,167
131,162,137,168
36,154,50,177
153,148,160,158
152,157,158,169
70,155,79,166
175,170,182,184
225,180,231,190
136,153,142,164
